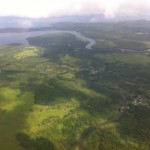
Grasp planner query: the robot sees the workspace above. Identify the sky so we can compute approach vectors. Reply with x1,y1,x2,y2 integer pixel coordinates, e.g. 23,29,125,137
0,0,150,19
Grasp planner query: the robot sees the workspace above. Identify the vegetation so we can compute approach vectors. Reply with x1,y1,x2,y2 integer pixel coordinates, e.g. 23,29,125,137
0,21,150,150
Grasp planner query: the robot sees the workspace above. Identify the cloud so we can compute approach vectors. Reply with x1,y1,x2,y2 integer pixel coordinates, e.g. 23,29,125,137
90,17,100,23
0,0,150,19
18,20,33,28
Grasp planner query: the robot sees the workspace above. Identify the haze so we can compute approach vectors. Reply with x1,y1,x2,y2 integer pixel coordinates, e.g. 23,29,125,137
0,0,150,19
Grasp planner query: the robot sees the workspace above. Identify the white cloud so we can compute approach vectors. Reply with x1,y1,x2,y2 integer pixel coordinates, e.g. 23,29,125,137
90,17,100,23
18,20,32,28
0,0,150,19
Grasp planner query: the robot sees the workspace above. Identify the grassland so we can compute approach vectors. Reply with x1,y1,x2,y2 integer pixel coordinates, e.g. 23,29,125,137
0,22,150,150
0,37,118,150
14,48,39,59
95,53,150,64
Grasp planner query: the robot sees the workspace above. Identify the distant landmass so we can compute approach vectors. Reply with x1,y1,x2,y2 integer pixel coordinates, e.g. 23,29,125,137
1,14,150,28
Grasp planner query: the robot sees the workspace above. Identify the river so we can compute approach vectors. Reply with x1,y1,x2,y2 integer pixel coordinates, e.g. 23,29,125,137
0,30,96,49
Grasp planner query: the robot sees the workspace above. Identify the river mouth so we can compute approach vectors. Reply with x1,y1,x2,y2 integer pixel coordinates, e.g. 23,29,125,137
0,30,96,49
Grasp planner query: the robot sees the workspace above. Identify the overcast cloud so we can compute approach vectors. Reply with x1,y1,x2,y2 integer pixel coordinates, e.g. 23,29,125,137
0,0,150,19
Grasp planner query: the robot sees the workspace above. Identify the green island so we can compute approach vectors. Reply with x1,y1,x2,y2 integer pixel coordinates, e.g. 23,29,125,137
0,21,150,150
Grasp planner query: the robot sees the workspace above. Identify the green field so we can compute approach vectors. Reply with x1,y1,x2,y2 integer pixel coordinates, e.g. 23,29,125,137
95,53,150,64
0,22,150,150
